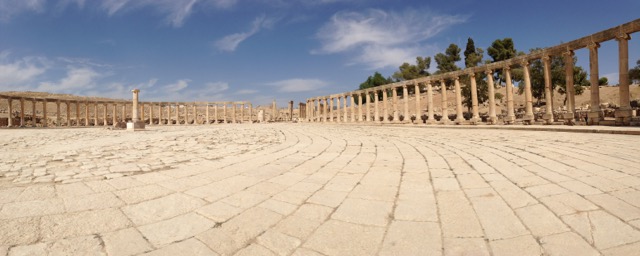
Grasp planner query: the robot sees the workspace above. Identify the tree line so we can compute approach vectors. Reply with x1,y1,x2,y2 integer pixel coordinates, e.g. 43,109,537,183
359,37,640,111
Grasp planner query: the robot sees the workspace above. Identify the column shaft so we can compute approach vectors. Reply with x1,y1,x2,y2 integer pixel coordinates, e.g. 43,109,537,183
358,94,363,122
441,81,449,123
505,67,516,123
7,99,13,127
329,97,334,122
366,92,371,122
616,33,632,125
102,103,107,126
563,51,576,121
454,77,464,123
374,91,379,123
350,95,356,122
470,74,480,122
383,89,389,123
75,101,80,127
414,84,421,124
66,102,71,126
427,81,435,124
486,70,497,124
56,101,61,127
31,99,36,127
542,57,554,124
403,85,409,123
85,102,89,126
392,87,399,122
522,61,534,121
42,100,48,127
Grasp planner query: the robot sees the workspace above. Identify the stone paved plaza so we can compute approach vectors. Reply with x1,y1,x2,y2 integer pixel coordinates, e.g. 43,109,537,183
1,124,640,256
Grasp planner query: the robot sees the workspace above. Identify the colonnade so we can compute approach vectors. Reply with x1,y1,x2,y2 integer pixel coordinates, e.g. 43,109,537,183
307,19,640,126
0,95,253,127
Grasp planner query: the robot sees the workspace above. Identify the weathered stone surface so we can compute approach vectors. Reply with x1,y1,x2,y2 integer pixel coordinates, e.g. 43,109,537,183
379,220,442,256
138,213,215,247
303,220,385,256
141,238,217,256
122,193,206,225
102,228,153,256
40,208,131,241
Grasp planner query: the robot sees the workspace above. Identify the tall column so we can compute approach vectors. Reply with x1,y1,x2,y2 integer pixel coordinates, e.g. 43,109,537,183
402,84,409,123
392,87,399,122
562,51,576,122
93,102,98,126
486,70,497,124
414,83,421,124
366,91,371,122
587,43,602,125
616,33,632,125
521,60,534,122
504,66,516,124
206,104,210,124
56,100,61,127
121,103,126,122
31,99,36,127
374,90,380,123
42,100,48,127
214,104,218,124
149,103,154,125
193,104,197,124
232,103,237,123
358,93,363,122
343,96,348,122
20,98,24,126
223,104,227,124
84,102,90,126
66,101,71,126
383,88,389,123
132,89,140,121
427,81,435,124
541,57,554,124
249,103,253,123
75,101,80,127
102,103,107,126
324,98,329,122
7,98,13,127
175,103,180,125
440,80,449,124
454,77,465,124
329,97,334,122
336,97,341,122
112,103,117,126
470,73,480,123
350,95,356,122
141,103,146,124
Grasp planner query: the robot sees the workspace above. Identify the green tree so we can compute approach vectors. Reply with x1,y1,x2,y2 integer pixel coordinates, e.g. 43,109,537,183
435,43,461,88
392,56,431,81
487,38,522,85
524,50,588,106
598,77,608,86
359,71,391,90
460,37,489,112
630,59,640,84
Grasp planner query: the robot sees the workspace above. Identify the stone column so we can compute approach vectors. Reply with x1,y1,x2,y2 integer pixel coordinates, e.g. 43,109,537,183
66,101,71,127
504,66,516,124
542,57,554,124
223,104,227,124
383,88,389,123
205,104,210,124
20,98,24,126
440,80,449,124
616,33,632,125
486,70,497,124
148,103,153,125
358,93,363,122
392,87,399,123
241,103,245,123
427,81,435,124
175,103,180,125
7,98,13,127
141,103,146,124
272,100,277,121
343,96,348,122
563,51,576,122
214,104,218,124
75,101,80,127
127,89,145,130
102,103,107,126
31,99,36,127
587,42,603,125
350,95,356,122
56,100,61,127
42,100,48,127
402,84,409,123
84,102,90,126
329,97,334,122
366,91,371,122
454,77,465,124
414,83,421,124
521,60,534,122
167,104,172,125
249,103,253,123
374,90,380,123
112,103,117,126
193,104,197,124
92,102,97,126
470,73,480,123
336,97,341,122
132,89,140,121
122,103,126,122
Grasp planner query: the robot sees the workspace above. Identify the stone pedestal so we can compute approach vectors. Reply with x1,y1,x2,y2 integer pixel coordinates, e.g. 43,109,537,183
126,121,145,131
587,111,603,125
615,109,632,125
127,89,145,131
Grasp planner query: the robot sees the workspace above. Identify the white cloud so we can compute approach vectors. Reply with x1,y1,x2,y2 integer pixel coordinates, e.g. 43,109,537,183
314,8,466,69
214,15,276,52
37,66,100,92
0,0,46,21
163,79,190,92
267,78,327,92
236,89,258,95
204,81,229,93
0,52,49,87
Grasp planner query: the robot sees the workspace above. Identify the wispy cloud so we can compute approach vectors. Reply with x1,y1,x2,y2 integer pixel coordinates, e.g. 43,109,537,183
267,78,327,92
0,51,50,87
0,0,46,21
214,15,277,52
163,79,191,92
236,89,258,95
37,66,101,92
313,8,466,69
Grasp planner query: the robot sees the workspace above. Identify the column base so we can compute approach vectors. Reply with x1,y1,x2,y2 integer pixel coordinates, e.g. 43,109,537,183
522,114,534,121
469,117,481,124
503,115,516,124
486,116,498,125
126,121,145,131
587,111,603,125
615,109,633,125
542,113,554,125
454,118,466,125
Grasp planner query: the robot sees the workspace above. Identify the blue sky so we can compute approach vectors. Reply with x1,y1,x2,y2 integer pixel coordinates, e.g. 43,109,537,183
1,0,638,106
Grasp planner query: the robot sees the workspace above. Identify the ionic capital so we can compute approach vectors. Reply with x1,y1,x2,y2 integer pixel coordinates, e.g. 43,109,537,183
484,69,493,75
616,32,631,41
587,41,600,50
468,72,476,78
562,50,574,57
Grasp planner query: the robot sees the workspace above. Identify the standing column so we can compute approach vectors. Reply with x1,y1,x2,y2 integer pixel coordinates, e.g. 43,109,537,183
427,81,435,124
329,97,334,122
403,84,409,123
132,90,140,121
20,98,25,126
175,103,180,125
241,103,245,123
616,33,632,125
112,103,117,126
342,96,348,122
562,51,576,122
521,60,534,122
486,70,497,124
383,88,389,123
374,90,380,123
542,57,554,124
358,93,363,122
92,102,97,126
7,98,13,127
158,104,163,125
223,104,227,124
350,95,356,122
454,77,465,124
392,87,399,123
56,100,61,127
149,103,154,125
84,102,90,126
366,91,371,122
42,100,48,127
141,103,146,124
214,104,219,124
75,101,80,127
206,104,210,124
504,66,516,124
414,83,421,124
336,97,342,122
322,98,327,122
587,42,602,125
440,80,449,124
121,103,126,122
193,104,198,124
102,103,107,126
470,73,480,123
66,101,71,126
31,99,36,127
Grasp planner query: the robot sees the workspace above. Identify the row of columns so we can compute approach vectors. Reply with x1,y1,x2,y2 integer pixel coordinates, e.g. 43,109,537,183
306,30,634,125
1,98,254,127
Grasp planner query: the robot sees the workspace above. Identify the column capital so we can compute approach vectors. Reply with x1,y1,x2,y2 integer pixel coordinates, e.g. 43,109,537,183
453,76,459,81
616,32,631,41
468,72,476,78
587,41,600,50
542,55,551,62
562,50,574,57
520,59,529,67
503,65,511,71
484,69,493,75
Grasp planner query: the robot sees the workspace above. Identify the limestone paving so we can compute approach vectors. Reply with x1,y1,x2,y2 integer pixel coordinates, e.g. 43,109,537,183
1,124,639,255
